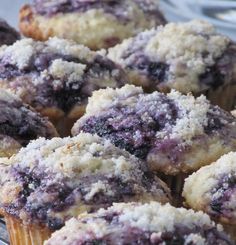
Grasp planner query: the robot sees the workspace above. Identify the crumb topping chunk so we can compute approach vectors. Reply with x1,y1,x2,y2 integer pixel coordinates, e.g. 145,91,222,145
0,37,128,112
107,20,233,93
0,133,170,230
45,202,233,245
73,85,236,174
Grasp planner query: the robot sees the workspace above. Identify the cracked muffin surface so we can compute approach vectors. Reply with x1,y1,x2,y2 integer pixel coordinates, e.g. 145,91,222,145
45,202,233,245
19,0,166,50
0,89,57,157
0,133,170,231
72,85,236,175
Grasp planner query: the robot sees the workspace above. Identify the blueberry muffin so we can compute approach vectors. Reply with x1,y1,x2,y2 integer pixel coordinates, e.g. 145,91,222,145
45,202,233,245
19,0,166,50
0,133,170,245
107,20,236,110
183,152,236,240
0,19,20,46
0,37,128,135
72,85,236,202
0,88,57,157
231,110,236,117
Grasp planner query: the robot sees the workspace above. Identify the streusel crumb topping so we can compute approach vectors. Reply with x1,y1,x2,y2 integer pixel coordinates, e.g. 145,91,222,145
45,202,224,243
145,20,229,77
86,85,211,142
10,133,138,178
107,20,232,93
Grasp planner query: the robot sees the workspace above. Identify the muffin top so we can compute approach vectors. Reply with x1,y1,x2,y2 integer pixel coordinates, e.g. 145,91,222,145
45,202,233,245
0,133,170,230
32,0,165,23
231,110,236,117
107,20,235,93
0,19,20,46
0,88,57,157
20,0,166,50
72,85,236,175
0,37,128,115
183,152,236,225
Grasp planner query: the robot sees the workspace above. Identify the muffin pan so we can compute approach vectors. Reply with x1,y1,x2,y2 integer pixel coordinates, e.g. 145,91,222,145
0,218,8,245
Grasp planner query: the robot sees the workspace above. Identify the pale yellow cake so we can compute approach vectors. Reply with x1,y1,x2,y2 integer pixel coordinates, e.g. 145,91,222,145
107,20,236,110
19,0,166,50
45,202,233,244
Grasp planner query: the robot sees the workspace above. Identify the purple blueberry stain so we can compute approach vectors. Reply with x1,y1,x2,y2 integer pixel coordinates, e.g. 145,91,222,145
0,99,55,145
78,90,236,166
204,106,236,136
210,173,236,219
2,160,165,231
76,216,233,244
32,0,166,25
119,31,235,92
4,167,76,230
127,55,170,84
79,96,186,162
33,0,131,22
200,42,236,90
0,49,127,112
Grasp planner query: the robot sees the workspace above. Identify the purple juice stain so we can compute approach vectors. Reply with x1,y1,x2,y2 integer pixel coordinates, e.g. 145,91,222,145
4,167,76,230
199,44,236,90
78,91,236,165
204,106,235,134
127,55,170,84
70,216,233,244
210,174,236,218
3,162,163,231
32,0,166,25
33,0,130,22
121,32,235,91
79,95,183,162
0,100,55,145
0,50,127,112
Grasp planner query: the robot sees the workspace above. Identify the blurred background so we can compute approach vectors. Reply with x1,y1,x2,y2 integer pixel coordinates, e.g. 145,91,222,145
161,0,236,41
0,0,235,40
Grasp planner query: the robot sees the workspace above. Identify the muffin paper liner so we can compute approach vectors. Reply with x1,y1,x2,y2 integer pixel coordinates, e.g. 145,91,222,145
197,83,236,111
159,173,189,207
45,105,86,137
222,224,236,241
5,215,52,245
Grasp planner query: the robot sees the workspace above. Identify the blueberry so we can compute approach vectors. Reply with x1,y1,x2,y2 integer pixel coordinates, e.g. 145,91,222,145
199,65,225,89
147,62,169,81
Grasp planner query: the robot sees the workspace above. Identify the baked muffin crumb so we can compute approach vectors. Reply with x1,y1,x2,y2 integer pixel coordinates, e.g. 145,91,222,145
19,0,166,50
0,133,170,230
73,85,236,174
107,19,235,99
45,202,233,245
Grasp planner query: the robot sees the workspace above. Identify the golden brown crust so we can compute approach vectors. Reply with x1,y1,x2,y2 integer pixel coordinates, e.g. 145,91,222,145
19,4,51,41
19,2,166,50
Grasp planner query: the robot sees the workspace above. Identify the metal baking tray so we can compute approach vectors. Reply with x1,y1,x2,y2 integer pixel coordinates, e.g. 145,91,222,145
0,218,8,245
